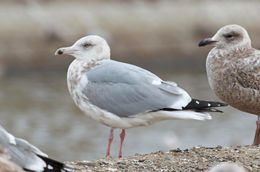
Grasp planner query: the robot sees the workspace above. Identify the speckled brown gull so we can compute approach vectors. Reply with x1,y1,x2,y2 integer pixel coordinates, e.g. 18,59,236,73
0,125,72,172
199,24,260,145
55,35,227,158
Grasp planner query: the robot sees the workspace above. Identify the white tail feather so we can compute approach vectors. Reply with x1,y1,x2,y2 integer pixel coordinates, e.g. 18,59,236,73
101,110,212,129
155,110,212,121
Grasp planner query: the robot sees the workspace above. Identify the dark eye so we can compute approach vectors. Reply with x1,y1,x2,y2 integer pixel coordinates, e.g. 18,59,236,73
225,34,233,39
82,43,92,47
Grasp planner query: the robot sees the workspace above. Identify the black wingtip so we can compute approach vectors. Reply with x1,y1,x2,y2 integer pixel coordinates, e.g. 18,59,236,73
184,99,228,111
37,155,73,172
213,101,228,107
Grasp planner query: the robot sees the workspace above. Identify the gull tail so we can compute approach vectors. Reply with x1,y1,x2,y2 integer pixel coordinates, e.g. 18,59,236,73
183,99,228,112
156,110,212,121
36,155,73,172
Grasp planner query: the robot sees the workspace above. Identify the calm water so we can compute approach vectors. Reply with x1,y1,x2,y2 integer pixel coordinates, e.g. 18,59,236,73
0,72,256,161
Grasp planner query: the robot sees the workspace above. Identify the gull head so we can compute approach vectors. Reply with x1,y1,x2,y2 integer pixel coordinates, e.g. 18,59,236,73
55,35,111,60
198,24,251,49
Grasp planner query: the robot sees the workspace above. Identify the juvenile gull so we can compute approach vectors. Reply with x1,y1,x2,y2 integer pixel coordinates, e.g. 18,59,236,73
55,35,227,158
0,125,71,172
199,24,260,145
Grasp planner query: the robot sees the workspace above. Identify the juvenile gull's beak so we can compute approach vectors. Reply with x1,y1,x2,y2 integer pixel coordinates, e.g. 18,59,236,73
54,47,78,56
198,38,218,47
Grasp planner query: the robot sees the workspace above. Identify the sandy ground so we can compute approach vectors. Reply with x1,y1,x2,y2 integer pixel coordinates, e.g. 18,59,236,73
67,145,260,172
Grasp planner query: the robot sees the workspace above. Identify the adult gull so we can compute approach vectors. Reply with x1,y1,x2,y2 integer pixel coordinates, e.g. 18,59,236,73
199,24,260,145
0,125,71,172
55,35,227,158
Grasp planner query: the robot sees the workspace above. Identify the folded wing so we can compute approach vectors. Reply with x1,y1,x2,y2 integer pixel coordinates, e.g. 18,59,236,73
83,60,191,117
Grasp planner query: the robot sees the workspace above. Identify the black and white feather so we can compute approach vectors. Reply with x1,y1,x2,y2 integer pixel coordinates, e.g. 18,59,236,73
0,125,71,172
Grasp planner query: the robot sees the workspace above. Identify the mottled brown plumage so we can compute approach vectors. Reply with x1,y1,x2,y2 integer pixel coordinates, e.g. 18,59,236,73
207,47,260,115
200,24,260,145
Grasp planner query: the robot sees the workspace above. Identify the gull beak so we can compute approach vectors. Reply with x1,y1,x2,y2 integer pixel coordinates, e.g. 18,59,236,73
198,38,218,47
54,47,78,56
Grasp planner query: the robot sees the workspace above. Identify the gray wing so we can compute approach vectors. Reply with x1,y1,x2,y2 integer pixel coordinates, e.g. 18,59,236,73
0,125,47,171
83,60,191,117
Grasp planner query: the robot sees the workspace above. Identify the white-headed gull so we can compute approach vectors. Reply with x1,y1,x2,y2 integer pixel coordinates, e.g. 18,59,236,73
55,35,227,157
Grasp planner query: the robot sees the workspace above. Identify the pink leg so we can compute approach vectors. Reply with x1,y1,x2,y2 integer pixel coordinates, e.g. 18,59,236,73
118,129,126,158
106,129,114,157
253,116,260,145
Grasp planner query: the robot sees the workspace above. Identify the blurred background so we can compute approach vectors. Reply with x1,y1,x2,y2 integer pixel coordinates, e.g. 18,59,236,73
0,0,259,161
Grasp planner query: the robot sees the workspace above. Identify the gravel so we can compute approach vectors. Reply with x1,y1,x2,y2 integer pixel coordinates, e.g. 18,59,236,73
66,145,260,172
